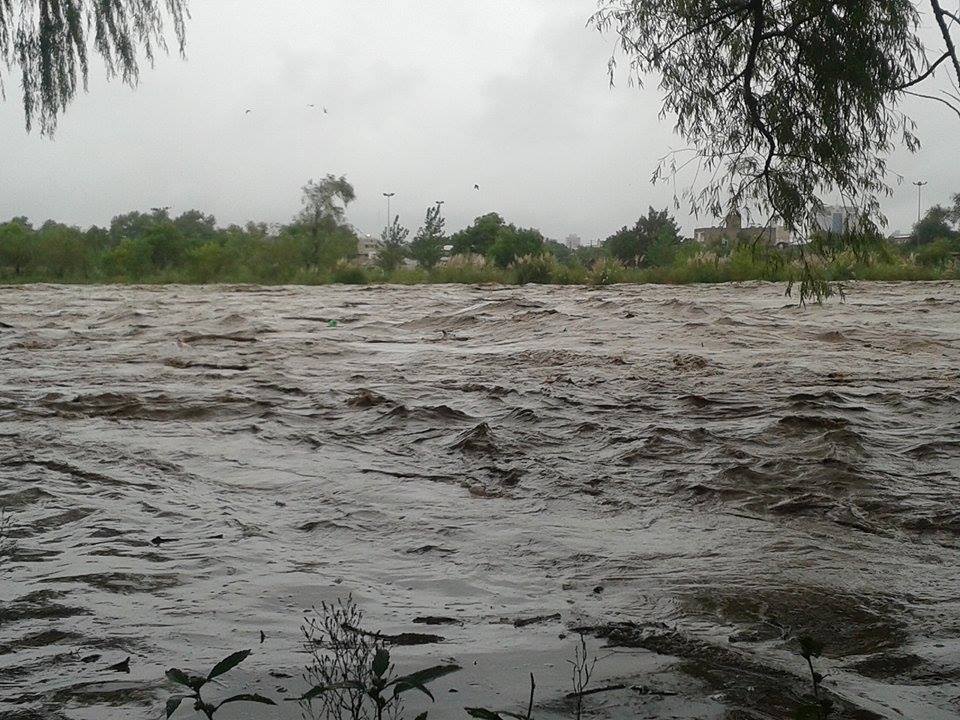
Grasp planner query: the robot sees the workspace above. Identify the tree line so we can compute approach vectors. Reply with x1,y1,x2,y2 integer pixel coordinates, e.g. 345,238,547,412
0,178,958,286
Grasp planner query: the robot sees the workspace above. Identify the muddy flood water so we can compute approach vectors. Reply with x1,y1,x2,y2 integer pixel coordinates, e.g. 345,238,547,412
1,281,959,720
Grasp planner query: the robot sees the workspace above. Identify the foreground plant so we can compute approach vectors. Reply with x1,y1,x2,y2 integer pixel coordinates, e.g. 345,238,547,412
795,635,833,720
466,673,536,720
568,635,596,720
1,0,189,135
298,596,459,720
165,649,275,718
296,646,458,720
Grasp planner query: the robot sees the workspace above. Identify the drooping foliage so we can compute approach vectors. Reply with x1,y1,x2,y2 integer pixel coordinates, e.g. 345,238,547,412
0,0,189,134
591,1,960,239
297,175,357,267
299,176,356,228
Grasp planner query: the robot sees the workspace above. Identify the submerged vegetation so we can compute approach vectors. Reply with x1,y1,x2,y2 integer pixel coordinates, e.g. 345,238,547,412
1,187,958,291
299,597,459,720
152,597,861,720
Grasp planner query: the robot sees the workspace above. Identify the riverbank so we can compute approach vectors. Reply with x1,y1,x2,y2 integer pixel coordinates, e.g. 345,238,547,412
0,254,955,287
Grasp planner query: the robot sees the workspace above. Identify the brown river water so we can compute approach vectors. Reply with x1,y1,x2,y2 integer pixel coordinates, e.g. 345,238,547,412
1,282,959,720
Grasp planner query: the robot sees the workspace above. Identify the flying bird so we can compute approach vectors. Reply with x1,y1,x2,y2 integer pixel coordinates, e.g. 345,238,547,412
323,106,329,114
474,184,480,191
244,109,252,114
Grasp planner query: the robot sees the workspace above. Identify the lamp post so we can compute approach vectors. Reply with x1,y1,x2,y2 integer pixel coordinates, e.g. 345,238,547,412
383,192,396,232
913,181,927,223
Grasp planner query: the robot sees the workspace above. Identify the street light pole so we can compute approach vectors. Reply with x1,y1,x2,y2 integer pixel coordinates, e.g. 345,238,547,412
913,181,927,223
383,192,395,233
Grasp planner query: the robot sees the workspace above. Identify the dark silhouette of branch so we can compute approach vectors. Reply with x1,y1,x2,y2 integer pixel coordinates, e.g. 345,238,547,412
929,0,960,87
895,51,952,90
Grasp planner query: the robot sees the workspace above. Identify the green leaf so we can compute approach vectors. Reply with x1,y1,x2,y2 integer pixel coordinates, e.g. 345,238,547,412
216,693,276,710
207,649,251,680
391,664,461,701
372,647,390,677
165,695,189,718
390,664,461,691
798,635,823,660
793,704,825,720
394,681,434,701
297,681,365,702
414,713,428,720
466,709,504,720
165,668,199,689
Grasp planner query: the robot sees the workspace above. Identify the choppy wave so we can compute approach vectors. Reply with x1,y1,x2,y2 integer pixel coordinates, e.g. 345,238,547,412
1,281,959,719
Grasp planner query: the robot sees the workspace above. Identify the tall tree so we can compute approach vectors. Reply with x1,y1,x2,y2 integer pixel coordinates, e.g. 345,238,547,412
450,213,505,256
109,208,170,244
605,207,681,267
35,221,88,279
297,175,356,268
913,204,958,244
409,204,446,269
0,217,34,275
0,0,189,134
174,210,217,240
378,215,409,271
488,226,545,268
591,1,959,241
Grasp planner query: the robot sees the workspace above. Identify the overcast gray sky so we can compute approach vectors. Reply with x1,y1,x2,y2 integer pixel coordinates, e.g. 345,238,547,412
0,0,956,240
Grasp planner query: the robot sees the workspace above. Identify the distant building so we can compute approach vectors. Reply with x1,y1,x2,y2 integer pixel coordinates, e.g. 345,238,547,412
888,230,913,246
813,205,858,235
564,234,582,250
694,209,794,246
436,244,456,266
355,234,381,266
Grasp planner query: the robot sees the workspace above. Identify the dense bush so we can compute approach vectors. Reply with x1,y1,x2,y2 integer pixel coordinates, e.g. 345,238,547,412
330,263,369,285
511,254,559,284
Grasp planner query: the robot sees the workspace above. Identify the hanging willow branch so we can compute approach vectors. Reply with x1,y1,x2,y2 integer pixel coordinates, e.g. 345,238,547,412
591,1,959,239
0,0,188,134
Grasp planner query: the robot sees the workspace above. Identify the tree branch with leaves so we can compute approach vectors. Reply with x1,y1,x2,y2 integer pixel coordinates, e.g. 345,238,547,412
0,0,189,134
591,0,959,244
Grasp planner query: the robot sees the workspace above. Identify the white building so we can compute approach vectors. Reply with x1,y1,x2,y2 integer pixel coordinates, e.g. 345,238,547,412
564,234,582,250
694,209,795,246
812,205,858,235
355,234,381,265
888,230,912,246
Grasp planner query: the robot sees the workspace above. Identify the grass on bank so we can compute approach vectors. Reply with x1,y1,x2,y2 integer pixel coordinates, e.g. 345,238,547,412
1,248,953,288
